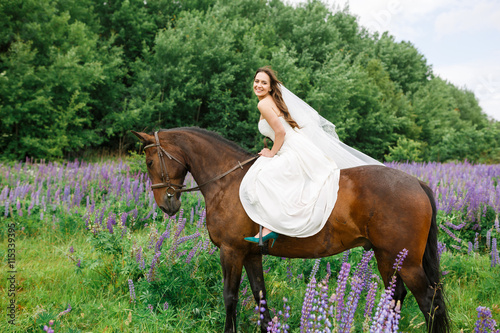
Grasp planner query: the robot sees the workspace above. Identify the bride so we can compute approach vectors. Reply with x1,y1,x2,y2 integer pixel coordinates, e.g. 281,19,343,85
240,67,383,246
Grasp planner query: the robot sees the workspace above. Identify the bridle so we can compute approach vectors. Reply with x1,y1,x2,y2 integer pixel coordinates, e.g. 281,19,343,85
143,131,258,197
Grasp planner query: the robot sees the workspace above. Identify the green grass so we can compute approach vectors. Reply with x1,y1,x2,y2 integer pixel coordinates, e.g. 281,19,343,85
2,225,499,332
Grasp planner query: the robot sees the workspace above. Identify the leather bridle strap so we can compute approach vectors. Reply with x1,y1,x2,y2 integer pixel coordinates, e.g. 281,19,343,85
143,131,258,196
144,132,187,193
177,156,258,194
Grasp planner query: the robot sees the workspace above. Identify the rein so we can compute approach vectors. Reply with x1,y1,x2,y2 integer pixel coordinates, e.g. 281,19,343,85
144,131,257,197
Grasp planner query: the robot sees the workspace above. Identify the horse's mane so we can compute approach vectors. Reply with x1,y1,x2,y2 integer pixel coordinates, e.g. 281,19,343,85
157,127,254,157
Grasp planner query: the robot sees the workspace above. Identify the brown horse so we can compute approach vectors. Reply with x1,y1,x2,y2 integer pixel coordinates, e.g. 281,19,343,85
132,128,450,333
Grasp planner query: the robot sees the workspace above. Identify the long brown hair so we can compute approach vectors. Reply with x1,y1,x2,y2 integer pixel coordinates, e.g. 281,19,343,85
254,67,299,129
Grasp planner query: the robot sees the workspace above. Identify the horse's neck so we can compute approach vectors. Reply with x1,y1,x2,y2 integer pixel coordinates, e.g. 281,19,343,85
179,133,251,195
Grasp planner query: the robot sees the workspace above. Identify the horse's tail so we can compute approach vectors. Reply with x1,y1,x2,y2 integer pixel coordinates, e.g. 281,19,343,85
420,181,451,333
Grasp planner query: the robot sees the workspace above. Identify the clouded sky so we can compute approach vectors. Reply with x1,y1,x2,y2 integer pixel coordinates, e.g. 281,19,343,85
287,0,500,121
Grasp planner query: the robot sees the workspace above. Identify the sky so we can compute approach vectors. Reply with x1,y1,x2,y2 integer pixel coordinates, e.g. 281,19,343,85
286,0,500,121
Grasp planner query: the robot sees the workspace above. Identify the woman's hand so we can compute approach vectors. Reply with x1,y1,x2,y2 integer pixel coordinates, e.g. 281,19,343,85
258,148,275,158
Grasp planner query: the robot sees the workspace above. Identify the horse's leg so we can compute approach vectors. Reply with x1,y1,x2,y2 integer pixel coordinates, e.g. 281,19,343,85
394,272,408,305
398,265,448,333
375,248,448,333
373,250,407,306
220,246,244,333
244,253,271,333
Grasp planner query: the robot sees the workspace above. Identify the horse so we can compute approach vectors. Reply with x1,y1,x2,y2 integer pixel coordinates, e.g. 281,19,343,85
131,128,450,333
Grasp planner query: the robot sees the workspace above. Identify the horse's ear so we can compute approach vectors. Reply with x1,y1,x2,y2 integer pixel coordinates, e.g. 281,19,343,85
130,131,152,145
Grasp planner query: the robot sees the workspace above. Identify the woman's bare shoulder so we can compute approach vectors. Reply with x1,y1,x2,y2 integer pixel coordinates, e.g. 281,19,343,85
257,96,276,111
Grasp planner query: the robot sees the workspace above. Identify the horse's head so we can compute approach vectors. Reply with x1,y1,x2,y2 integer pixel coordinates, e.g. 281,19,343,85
131,131,188,216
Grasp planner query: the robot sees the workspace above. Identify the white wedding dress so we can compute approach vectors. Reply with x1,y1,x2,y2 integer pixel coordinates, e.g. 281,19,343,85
239,86,384,238
239,117,340,238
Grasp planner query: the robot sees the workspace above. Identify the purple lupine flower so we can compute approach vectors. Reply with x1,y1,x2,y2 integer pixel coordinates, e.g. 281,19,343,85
136,246,143,263
468,241,473,255
486,229,492,249
43,322,54,333
267,316,281,332
106,216,114,234
300,261,320,331
128,279,136,303
393,248,408,271
16,199,22,216
445,219,467,230
121,212,128,226
156,229,170,252
77,259,81,268
342,250,350,263
130,208,138,220
491,238,499,268
196,209,206,228
69,246,74,254
474,306,499,332
437,242,447,262
147,251,161,282
363,276,378,322
286,259,293,283
440,224,462,244
163,301,169,311
201,239,210,251
334,262,351,324
58,303,72,317
140,257,146,270
185,240,202,263
4,200,9,217
339,275,364,332
147,304,154,314
176,231,200,245
474,233,480,251
255,291,267,326
370,249,409,332
318,278,332,329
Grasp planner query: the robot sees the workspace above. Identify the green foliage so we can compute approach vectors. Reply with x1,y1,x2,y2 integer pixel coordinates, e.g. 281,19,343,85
1,0,499,162
385,137,425,162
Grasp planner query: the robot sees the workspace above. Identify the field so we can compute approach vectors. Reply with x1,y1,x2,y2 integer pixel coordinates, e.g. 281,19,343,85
1,157,499,332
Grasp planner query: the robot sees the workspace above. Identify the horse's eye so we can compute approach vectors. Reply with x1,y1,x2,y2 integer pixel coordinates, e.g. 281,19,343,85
147,160,153,167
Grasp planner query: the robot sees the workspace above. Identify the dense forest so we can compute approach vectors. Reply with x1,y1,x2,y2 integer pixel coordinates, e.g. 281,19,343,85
1,0,499,162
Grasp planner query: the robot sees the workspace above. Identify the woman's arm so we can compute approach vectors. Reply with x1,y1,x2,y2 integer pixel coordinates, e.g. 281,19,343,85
258,98,286,157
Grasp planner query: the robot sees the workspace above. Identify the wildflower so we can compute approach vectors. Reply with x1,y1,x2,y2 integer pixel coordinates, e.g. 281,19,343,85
491,238,499,268
300,275,317,331
43,322,54,333
393,248,408,271
147,251,161,282
363,276,378,329
128,279,136,303
58,303,72,317
437,242,447,261
342,250,350,263
255,291,267,326
474,306,499,332
186,240,202,263
334,262,351,324
370,249,408,332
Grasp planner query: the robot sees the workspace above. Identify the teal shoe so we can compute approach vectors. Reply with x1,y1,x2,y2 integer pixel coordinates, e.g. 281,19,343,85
244,231,279,247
